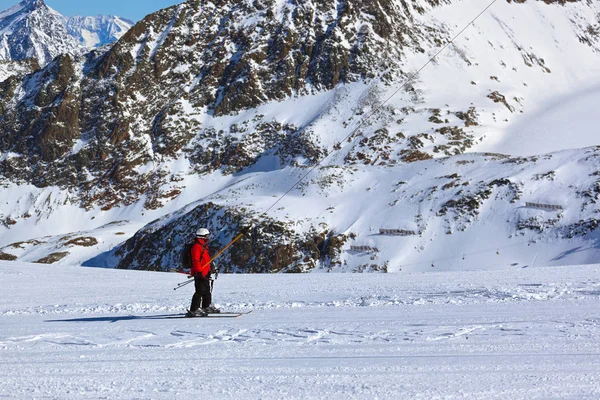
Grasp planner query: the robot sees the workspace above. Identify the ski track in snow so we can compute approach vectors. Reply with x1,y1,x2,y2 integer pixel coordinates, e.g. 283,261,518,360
1,262,600,399
1,280,598,317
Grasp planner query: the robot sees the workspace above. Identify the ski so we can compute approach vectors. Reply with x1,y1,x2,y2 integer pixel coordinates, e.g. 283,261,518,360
162,310,253,319
182,314,244,318
217,310,253,316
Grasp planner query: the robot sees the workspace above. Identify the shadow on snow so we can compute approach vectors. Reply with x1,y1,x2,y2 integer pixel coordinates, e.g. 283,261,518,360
45,314,180,323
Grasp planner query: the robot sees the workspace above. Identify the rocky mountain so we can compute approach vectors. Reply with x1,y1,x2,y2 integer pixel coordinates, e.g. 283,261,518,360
1,0,600,273
2,0,445,210
65,15,133,49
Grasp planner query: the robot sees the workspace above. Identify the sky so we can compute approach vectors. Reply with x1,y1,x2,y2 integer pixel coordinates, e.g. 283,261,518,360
0,0,182,21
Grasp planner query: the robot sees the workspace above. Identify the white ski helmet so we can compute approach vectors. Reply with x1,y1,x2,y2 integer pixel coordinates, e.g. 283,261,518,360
196,228,210,238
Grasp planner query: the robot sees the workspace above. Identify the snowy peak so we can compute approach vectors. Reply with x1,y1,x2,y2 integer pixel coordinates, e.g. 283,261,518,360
0,0,81,65
21,0,46,10
66,15,133,48
0,0,133,65
5,0,46,14
0,0,48,25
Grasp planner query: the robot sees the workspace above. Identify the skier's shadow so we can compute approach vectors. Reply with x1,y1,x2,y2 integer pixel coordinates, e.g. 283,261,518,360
46,314,178,323
550,246,590,261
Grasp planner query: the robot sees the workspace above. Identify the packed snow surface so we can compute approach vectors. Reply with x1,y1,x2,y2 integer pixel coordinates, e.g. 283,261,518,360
1,261,599,399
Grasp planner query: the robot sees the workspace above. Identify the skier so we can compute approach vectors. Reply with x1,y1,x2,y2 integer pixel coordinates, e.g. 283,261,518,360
186,228,220,317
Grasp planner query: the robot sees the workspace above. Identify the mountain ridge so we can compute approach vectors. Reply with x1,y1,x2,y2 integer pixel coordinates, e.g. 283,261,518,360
1,0,600,273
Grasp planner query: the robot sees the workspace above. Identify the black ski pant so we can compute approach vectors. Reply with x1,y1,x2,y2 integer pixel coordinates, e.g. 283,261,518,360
190,275,212,312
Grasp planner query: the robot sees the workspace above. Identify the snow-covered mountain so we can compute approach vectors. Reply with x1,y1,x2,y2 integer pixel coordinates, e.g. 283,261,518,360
1,0,600,273
0,0,133,66
65,15,133,49
0,0,81,65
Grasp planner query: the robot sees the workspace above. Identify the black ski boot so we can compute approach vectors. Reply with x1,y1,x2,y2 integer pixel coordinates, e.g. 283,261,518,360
203,304,221,314
186,309,207,318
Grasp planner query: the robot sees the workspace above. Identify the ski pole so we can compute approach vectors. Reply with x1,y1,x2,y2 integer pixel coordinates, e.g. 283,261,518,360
174,278,194,290
175,275,194,286
176,279,193,287
205,226,251,269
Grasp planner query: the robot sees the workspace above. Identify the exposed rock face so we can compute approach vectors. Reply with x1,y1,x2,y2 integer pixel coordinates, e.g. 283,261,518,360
114,202,349,273
0,54,79,164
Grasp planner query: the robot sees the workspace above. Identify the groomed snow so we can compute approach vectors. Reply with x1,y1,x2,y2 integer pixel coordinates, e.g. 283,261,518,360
1,261,599,399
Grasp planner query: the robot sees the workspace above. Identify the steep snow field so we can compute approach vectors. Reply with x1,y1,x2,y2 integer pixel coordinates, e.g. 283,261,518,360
475,84,600,156
1,261,599,399
409,0,600,156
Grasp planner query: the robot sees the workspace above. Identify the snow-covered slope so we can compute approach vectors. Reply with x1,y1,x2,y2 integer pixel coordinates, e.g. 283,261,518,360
2,261,600,399
99,147,600,273
65,15,133,48
475,84,600,156
2,146,600,273
1,0,600,273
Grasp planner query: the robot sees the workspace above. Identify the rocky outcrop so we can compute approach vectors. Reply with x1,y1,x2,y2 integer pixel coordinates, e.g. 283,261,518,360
114,202,349,273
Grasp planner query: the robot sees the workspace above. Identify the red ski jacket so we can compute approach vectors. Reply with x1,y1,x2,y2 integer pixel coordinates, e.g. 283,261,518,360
190,238,211,278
